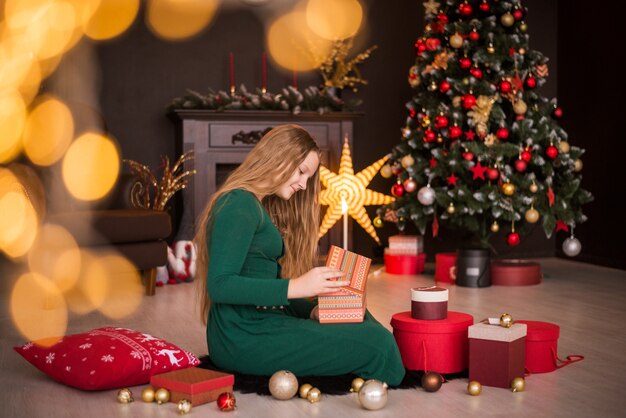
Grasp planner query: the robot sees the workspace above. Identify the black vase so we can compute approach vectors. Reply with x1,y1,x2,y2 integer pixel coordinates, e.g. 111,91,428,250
455,248,491,288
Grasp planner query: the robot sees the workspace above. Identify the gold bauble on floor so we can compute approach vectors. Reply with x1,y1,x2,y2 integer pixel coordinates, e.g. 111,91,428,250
269,370,299,400
467,381,482,396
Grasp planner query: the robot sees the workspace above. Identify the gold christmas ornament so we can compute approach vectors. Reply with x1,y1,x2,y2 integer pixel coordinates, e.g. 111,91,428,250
269,370,299,400
154,388,170,404
519,21,528,32
299,383,313,399
401,154,415,168
530,182,538,193
574,159,583,172
450,33,464,49
467,381,482,396
500,313,514,328
421,372,443,392
380,164,393,178
177,399,192,414
428,81,438,91
141,387,155,403
513,99,527,115
373,216,383,228
511,377,526,392
487,43,495,54
502,182,516,196
491,221,500,233
484,133,497,146
422,51,454,74
519,47,526,55
423,0,440,14
408,66,421,87
307,387,321,403
501,12,515,27
559,141,570,153
402,126,412,138
117,388,134,404
318,38,377,92
319,136,395,244
421,115,431,127
358,380,388,410
467,96,496,136
447,202,455,214
351,377,365,393
525,207,539,223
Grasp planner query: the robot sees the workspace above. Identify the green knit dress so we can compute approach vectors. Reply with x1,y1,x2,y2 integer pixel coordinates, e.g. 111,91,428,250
205,189,405,386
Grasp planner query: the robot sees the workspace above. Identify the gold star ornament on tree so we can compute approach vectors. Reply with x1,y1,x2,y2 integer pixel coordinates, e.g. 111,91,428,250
319,137,394,244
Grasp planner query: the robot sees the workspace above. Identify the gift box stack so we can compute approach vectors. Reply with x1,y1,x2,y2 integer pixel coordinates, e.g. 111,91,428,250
150,367,234,405
318,245,370,324
384,235,426,274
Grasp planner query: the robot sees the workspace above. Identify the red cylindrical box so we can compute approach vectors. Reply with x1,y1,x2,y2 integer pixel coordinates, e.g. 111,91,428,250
491,260,542,286
384,253,426,275
411,286,448,320
435,252,457,283
516,320,560,373
390,311,473,374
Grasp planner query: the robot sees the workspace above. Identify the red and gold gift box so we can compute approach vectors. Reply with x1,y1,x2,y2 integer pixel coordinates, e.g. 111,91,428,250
319,245,371,324
388,235,423,255
411,286,448,320
468,323,527,388
150,367,234,406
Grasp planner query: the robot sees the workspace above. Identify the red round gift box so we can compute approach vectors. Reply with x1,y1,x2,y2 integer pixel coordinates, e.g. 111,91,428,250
491,260,542,285
390,311,473,374
435,252,457,283
384,253,426,275
516,320,560,373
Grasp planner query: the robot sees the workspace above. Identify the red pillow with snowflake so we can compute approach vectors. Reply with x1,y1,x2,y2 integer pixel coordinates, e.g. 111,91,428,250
14,327,200,390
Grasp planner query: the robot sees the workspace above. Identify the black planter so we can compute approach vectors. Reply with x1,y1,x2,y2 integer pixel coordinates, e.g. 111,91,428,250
455,248,491,288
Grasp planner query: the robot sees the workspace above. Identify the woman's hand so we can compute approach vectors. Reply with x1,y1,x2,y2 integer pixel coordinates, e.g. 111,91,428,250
287,267,349,299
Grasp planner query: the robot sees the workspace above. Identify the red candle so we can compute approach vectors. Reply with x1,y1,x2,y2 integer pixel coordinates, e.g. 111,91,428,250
262,52,267,91
292,68,298,89
229,52,235,91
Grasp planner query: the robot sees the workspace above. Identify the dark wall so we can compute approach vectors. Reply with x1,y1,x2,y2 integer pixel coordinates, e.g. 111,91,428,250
95,0,566,262
557,1,626,269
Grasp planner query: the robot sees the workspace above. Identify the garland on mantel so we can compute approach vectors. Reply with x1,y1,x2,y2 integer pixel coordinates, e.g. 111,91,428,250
169,84,361,115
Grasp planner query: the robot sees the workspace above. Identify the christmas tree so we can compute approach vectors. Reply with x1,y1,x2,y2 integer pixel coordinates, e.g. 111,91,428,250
377,0,592,254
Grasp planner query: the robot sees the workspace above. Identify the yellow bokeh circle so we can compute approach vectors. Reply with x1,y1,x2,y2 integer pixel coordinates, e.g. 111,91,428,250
0,90,26,164
84,0,140,41
305,0,363,41
61,132,120,201
146,0,220,41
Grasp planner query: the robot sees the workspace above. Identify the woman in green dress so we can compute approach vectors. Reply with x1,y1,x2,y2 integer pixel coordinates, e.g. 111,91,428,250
195,125,405,386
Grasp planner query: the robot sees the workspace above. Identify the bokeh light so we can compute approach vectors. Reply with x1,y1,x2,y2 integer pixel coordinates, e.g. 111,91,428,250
61,132,120,201
28,223,81,292
23,95,74,166
305,0,363,41
10,272,68,347
84,0,140,41
146,0,220,41
0,90,27,164
0,169,39,259
96,254,144,319
267,10,332,71
64,250,105,314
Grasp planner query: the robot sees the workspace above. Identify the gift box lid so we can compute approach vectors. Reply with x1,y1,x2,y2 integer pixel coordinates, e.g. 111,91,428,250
516,320,560,341
391,311,473,334
468,323,527,342
411,286,448,302
150,367,234,394
324,245,371,296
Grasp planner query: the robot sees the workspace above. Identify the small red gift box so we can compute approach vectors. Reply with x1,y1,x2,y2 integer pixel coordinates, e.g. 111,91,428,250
150,367,234,406
384,251,426,275
319,245,370,324
411,286,448,320
468,323,527,388
390,311,473,374
516,320,559,373
388,235,423,255
435,252,457,283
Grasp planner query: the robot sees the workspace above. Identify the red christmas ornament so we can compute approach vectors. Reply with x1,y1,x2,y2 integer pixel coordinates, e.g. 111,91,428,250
459,57,472,69
409,109,417,118
507,232,521,246
430,157,437,169
465,130,476,140
525,76,537,89
447,173,459,186
553,107,563,118
449,125,462,139
439,80,451,93
462,94,477,109
414,39,427,56
435,114,449,128
546,145,558,159
217,392,236,411
479,1,490,12
392,182,405,197
462,151,474,161
469,161,488,180
459,2,473,16
513,8,524,21
391,164,403,176
499,80,512,93
521,150,532,162
424,129,436,142
496,128,509,140
470,67,483,79
514,159,527,172
555,220,570,233
437,13,449,23
426,38,441,51
469,30,480,42
486,167,499,180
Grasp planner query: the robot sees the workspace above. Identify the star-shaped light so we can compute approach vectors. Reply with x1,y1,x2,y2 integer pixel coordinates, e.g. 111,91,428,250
423,0,440,15
319,137,394,244
469,161,488,180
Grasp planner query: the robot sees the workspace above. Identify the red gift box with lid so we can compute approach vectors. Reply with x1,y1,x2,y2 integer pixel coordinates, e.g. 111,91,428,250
516,320,583,373
468,323,526,388
384,251,426,275
435,252,457,283
150,367,234,406
390,311,473,373
411,286,448,320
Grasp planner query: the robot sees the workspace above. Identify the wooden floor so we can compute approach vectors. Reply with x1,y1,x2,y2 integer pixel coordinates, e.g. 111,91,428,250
1,257,626,417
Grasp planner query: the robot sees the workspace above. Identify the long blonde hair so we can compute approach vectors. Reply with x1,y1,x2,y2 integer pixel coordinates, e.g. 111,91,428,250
195,124,321,324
